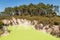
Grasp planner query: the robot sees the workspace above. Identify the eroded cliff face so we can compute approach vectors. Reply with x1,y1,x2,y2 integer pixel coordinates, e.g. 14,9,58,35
0,17,60,37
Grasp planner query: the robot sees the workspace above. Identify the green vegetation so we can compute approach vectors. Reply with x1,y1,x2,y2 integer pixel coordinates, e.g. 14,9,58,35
0,15,60,25
0,3,59,17
0,25,60,40
0,3,60,25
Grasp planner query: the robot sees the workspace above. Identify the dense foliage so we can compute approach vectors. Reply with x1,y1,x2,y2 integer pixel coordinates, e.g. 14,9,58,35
0,3,59,17
0,3,60,27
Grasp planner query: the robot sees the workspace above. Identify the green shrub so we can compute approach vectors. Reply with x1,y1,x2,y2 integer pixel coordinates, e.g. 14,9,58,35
0,15,60,25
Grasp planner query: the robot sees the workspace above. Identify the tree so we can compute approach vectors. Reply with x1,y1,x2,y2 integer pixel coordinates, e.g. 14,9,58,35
2,3,58,16
13,6,19,15
18,5,28,15
5,7,13,14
